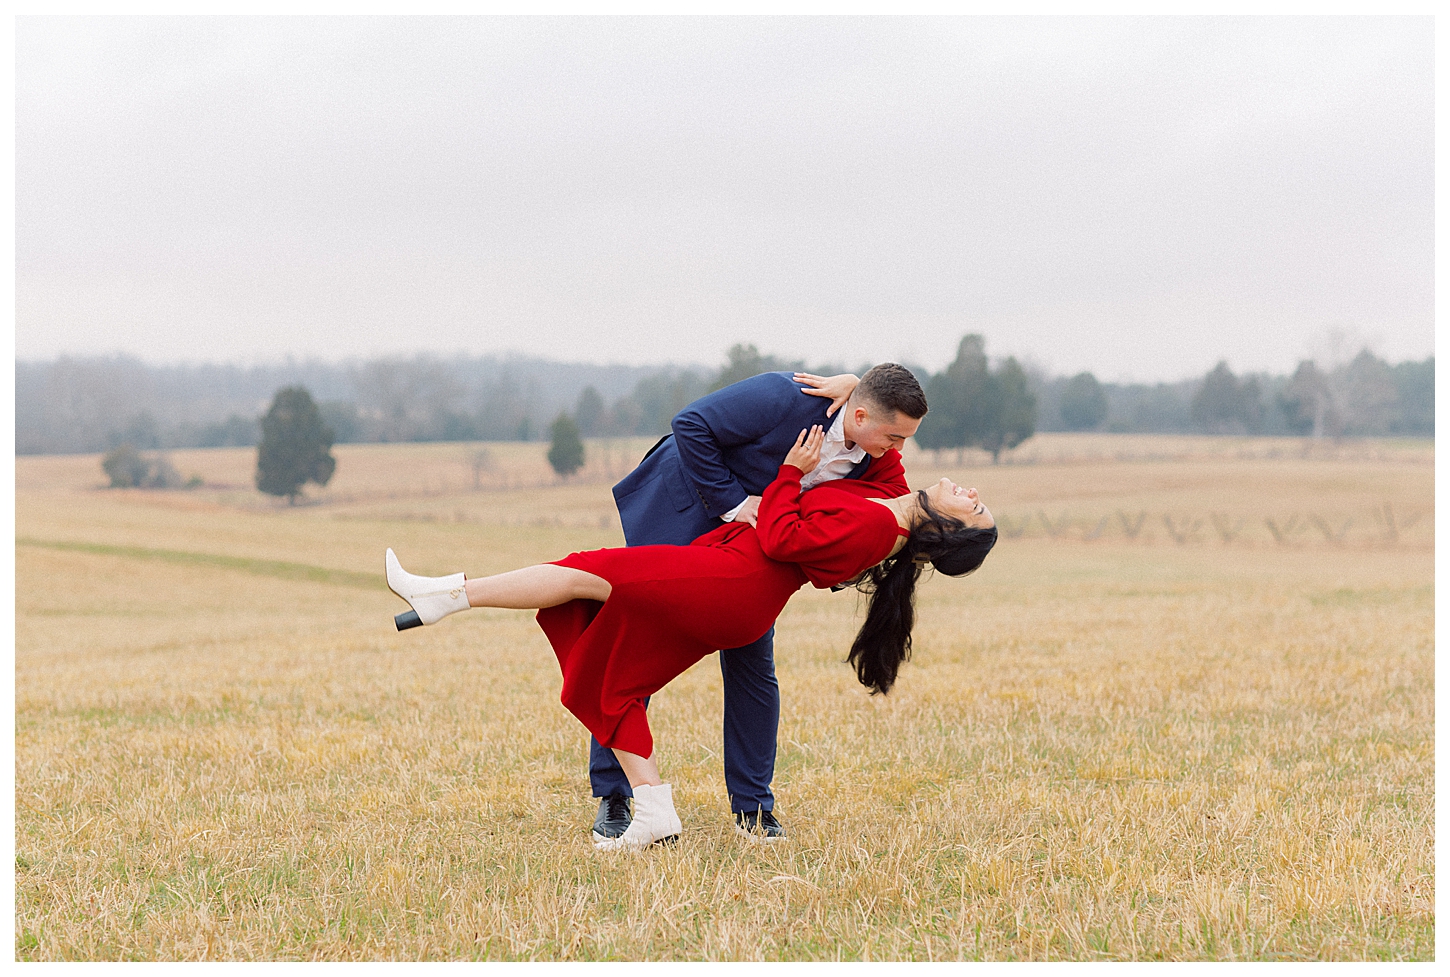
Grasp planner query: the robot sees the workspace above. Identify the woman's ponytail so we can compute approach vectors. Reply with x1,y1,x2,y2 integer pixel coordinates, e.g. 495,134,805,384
846,542,924,694
845,491,998,695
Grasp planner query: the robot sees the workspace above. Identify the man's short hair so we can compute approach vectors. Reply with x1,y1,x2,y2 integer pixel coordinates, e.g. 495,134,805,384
855,363,928,419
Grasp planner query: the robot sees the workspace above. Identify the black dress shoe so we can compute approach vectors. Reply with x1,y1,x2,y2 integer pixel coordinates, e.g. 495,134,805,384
592,793,632,842
734,808,786,842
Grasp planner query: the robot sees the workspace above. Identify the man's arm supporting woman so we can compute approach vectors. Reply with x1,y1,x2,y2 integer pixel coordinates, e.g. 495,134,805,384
670,372,808,520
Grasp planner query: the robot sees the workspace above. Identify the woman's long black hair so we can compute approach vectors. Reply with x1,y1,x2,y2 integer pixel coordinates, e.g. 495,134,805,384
846,491,998,695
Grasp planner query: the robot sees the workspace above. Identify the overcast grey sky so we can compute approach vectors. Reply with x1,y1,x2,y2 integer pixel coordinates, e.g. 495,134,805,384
15,16,1434,381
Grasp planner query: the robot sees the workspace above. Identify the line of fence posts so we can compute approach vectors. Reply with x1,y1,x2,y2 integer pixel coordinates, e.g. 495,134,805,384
989,504,1420,546
455,442,1422,546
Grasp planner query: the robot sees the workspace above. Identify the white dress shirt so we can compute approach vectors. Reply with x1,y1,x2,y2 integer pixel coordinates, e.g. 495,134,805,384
721,410,866,521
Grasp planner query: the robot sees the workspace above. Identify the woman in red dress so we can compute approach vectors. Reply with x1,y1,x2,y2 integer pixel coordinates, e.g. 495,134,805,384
386,427,997,849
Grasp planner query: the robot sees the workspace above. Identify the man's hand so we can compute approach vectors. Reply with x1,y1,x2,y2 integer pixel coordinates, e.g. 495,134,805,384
784,425,825,474
731,495,762,527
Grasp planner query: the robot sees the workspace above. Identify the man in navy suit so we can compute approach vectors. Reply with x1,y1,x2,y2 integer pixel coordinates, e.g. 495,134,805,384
589,363,928,843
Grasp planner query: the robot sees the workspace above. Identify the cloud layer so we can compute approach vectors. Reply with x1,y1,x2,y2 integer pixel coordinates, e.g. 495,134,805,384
16,16,1434,379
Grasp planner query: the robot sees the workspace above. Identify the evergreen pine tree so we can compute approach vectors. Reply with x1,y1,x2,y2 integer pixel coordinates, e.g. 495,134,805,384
915,334,991,457
547,412,585,478
256,387,336,504
982,357,1037,463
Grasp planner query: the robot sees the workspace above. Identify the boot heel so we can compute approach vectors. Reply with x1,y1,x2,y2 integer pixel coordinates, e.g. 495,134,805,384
395,610,423,631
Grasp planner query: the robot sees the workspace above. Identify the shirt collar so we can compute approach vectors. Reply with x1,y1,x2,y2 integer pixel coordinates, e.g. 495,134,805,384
828,409,866,457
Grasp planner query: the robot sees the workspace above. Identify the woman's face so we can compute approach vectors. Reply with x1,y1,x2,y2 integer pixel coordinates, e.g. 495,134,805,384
924,477,994,529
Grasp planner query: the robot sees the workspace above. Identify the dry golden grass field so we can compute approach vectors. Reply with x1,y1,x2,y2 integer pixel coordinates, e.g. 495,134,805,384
14,433,1434,960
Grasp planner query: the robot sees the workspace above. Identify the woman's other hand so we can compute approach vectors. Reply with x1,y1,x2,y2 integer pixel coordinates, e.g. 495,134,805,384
795,372,859,417
784,425,825,474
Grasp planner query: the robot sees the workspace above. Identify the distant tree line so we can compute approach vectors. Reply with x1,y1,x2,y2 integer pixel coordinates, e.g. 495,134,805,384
16,355,673,455
15,345,857,456
542,343,861,476
16,341,1432,457
1030,351,1432,438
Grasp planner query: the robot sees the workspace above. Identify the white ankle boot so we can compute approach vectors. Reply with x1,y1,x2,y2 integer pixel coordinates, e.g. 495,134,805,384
386,548,470,630
595,783,682,851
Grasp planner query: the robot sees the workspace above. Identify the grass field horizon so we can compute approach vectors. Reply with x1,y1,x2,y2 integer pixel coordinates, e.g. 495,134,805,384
15,433,1434,960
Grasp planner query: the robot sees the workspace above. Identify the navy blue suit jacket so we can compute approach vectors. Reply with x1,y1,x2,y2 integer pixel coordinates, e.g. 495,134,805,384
611,372,875,547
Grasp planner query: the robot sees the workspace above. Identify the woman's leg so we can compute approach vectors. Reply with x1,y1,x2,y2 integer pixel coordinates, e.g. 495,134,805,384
610,748,663,788
388,549,609,629
466,565,610,609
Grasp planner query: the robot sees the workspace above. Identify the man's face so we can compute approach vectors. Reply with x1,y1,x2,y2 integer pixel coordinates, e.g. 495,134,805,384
844,402,922,458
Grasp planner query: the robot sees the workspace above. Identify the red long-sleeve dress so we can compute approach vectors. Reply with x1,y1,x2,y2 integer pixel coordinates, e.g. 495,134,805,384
536,453,910,757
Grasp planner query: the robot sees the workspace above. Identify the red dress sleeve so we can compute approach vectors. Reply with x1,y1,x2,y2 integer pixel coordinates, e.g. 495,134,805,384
860,448,910,497
756,465,900,588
